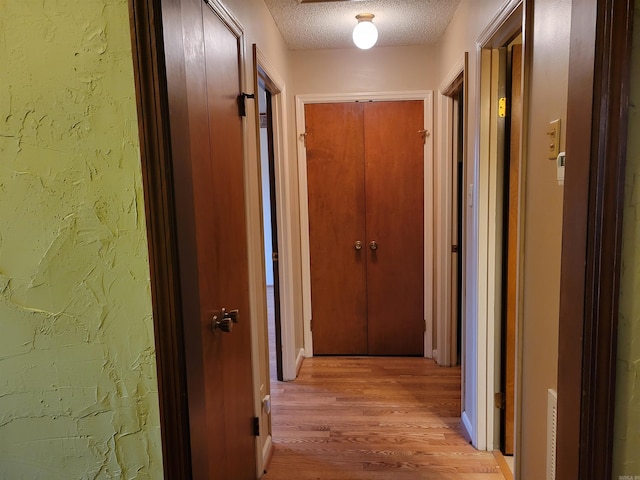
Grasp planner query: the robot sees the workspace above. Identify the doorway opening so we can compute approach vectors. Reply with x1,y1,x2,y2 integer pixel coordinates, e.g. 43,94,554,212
436,54,469,444
258,77,283,383
252,45,298,389
475,0,526,473
296,91,434,358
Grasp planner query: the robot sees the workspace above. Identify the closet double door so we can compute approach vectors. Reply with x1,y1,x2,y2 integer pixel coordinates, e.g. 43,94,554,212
306,100,425,356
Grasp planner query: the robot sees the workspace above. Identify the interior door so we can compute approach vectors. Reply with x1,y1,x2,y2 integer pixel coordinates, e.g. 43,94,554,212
176,1,256,477
306,100,424,356
306,102,368,354
364,101,424,355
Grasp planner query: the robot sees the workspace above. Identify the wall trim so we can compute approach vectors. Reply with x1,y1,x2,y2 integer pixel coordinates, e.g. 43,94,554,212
435,53,468,370
295,91,434,358
253,45,297,384
477,0,524,48
262,434,274,472
473,0,524,452
557,0,634,478
462,410,474,443
295,348,305,375
127,0,192,476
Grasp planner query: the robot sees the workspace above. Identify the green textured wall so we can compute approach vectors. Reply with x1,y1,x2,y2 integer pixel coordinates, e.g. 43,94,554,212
612,5,640,478
0,1,163,478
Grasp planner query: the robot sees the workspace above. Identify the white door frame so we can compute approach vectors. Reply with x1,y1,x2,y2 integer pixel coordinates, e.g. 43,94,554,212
252,47,297,382
436,54,469,369
296,91,434,358
248,44,298,476
471,0,524,453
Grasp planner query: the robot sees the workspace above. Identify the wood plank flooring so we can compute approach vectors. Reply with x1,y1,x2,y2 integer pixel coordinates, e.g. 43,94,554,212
263,357,506,479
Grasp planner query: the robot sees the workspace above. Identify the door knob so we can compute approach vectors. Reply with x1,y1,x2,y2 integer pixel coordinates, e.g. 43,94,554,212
369,241,378,250
212,308,239,333
354,240,363,250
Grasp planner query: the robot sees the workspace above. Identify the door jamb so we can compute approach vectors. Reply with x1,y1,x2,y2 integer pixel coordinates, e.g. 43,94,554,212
473,0,525,453
436,54,468,369
252,45,298,385
127,0,191,476
128,0,259,477
557,0,633,478
296,91,434,358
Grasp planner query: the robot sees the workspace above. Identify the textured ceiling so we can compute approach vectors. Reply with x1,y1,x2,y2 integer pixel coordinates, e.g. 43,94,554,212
263,0,462,50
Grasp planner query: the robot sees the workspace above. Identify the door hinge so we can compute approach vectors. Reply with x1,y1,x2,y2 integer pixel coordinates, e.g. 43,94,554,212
272,252,278,262
424,319,427,332
253,416,260,436
498,97,507,118
419,129,429,145
300,132,308,147
310,319,313,331
495,392,506,409
451,245,459,253
237,92,255,117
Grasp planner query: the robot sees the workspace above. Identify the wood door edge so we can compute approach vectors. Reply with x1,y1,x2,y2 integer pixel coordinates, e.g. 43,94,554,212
128,0,193,477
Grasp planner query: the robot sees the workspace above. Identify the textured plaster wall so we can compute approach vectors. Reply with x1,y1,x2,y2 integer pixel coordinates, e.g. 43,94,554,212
0,1,163,478
612,5,640,476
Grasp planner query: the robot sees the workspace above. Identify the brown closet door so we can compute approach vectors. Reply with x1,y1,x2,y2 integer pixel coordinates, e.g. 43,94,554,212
306,103,368,355
364,101,424,355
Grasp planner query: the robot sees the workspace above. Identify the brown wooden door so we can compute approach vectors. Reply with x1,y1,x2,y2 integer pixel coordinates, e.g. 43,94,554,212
177,1,256,478
306,101,424,356
306,103,368,354
364,101,424,355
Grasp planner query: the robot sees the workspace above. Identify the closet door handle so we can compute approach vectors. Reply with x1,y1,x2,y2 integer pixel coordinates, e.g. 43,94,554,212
369,241,378,251
354,240,363,250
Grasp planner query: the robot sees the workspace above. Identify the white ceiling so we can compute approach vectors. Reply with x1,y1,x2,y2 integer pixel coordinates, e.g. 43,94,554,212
263,0,462,50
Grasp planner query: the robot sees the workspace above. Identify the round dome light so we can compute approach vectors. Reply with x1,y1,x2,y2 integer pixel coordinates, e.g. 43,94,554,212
352,14,378,50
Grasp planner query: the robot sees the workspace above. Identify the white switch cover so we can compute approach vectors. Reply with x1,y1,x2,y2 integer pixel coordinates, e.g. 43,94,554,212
547,119,561,159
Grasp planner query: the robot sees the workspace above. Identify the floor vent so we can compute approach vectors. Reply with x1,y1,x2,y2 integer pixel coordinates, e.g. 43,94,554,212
547,389,558,480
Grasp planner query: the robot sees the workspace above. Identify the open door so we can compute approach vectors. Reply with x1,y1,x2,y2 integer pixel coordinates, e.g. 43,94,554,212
137,0,257,477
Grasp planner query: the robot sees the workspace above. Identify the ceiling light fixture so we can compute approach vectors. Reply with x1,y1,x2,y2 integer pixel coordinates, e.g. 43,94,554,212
352,13,378,50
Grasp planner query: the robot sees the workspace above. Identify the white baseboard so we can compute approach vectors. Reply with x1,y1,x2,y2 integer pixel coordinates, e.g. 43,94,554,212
262,434,274,475
295,348,305,376
461,410,474,446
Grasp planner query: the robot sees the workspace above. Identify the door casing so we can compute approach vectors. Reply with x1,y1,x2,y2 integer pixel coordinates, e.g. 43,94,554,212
251,45,298,387
472,0,526,460
296,91,434,358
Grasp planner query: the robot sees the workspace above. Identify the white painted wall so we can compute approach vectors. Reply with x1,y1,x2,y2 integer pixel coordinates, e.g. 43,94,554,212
291,45,438,94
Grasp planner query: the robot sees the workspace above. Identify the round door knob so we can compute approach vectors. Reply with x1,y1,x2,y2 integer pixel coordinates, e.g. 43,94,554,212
354,240,363,250
369,241,378,250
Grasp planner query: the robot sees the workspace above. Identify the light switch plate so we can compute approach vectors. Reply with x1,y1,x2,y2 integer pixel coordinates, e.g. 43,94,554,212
547,119,561,159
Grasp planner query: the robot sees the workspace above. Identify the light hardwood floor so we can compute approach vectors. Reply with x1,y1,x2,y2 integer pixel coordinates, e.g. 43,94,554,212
263,356,507,479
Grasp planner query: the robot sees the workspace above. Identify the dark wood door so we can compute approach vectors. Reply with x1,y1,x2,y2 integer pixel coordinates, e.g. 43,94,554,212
178,1,256,478
306,101,424,356
306,103,368,354
364,101,424,355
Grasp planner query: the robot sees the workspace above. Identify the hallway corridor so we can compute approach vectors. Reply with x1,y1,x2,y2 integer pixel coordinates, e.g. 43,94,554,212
263,357,507,479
